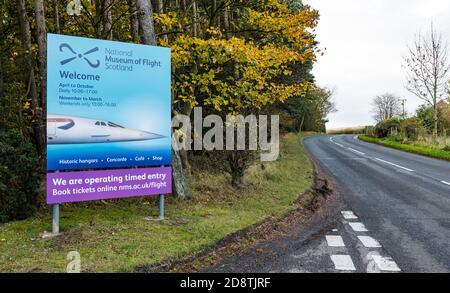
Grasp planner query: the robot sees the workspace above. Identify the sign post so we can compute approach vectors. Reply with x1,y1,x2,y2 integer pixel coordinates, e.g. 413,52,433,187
159,194,165,220
52,204,60,234
46,34,172,232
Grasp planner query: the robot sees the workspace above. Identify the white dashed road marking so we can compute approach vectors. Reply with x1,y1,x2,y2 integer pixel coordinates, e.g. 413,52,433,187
326,235,346,247
441,180,450,186
349,222,368,232
341,211,358,220
358,236,382,248
374,158,414,172
371,255,401,272
330,255,356,271
348,148,365,156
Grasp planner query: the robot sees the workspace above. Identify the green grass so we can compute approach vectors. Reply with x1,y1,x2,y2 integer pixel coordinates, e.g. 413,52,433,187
359,135,450,161
0,133,314,272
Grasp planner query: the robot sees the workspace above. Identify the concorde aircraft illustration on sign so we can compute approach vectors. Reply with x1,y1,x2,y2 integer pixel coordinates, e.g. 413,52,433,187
47,114,164,144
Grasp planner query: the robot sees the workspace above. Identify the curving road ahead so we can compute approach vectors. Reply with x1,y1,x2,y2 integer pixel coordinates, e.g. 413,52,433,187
303,134,450,273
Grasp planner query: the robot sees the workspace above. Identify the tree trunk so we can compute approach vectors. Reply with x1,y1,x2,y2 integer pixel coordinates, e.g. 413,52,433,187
298,115,305,132
127,0,139,41
136,0,157,45
103,0,113,40
228,152,247,189
172,134,189,200
156,0,168,43
192,0,198,37
231,171,244,188
433,103,438,143
34,0,47,114
136,0,188,199
0,14,3,98
222,4,230,38
17,0,45,156
0,54,3,98
180,0,186,12
52,0,60,33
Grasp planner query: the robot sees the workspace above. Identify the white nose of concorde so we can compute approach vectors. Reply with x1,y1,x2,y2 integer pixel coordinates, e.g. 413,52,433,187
139,130,160,140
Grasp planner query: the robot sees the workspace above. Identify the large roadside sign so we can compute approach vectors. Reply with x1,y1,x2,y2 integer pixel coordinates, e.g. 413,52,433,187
46,34,172,204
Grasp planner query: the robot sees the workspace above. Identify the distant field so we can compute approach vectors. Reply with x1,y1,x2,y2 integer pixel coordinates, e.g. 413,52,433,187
0,133,314,272
327,127,364,135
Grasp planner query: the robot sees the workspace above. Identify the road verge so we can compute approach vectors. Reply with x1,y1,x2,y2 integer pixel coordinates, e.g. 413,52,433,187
0,133,315,272
135,162,341,273
359,135,450,161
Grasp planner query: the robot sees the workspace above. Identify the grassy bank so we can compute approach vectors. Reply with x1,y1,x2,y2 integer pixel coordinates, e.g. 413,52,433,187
0,133,314,272
359,135,450,161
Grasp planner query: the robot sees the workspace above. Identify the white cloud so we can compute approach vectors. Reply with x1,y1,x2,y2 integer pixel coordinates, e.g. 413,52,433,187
304,0,450,129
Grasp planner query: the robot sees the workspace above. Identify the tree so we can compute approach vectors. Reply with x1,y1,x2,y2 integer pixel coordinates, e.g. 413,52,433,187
103,0,113,40
371,93,402,123
416,104,435,132
136,0,156,45
441,100,450,132
169,0,319,186
16,0,45,156
416,100,450,134
0,56,3,98
52,0,61,34
34,0,47,124
1,0,324,200
135,0,189,199
404,24,450,142
127,0,139,41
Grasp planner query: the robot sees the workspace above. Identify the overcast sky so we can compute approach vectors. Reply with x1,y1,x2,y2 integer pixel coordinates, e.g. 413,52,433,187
303,0,450,129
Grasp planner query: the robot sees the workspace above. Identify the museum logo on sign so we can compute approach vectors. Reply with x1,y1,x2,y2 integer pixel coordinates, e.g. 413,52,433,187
59,43,100,68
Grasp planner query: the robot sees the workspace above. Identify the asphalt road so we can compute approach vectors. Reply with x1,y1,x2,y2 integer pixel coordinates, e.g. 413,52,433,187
302,134,450,273
204,134,450,273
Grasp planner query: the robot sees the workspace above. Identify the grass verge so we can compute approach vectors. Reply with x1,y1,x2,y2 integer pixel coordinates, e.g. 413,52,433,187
0,132,314,272
359,135,450,161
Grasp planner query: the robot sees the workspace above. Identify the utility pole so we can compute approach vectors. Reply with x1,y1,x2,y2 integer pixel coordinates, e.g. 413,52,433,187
399,99,407,119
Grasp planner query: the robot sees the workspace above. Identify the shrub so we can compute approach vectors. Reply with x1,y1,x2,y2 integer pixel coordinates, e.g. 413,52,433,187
0,82,31,136
364,126,376,137
374,118,401,138
0,129,42,223
400,117,423,140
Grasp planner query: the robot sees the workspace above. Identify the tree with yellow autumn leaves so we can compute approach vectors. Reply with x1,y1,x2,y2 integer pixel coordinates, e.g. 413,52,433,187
0,0,334,205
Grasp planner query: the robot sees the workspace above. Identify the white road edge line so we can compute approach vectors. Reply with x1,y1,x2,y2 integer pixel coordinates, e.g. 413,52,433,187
347,148,365,156
326,235,346,247
374,158,414,172
441,181,450,186
334,142,344,148
330,255,356,271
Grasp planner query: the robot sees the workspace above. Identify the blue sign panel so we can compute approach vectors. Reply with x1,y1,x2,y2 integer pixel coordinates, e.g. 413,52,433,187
47,34,172,170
